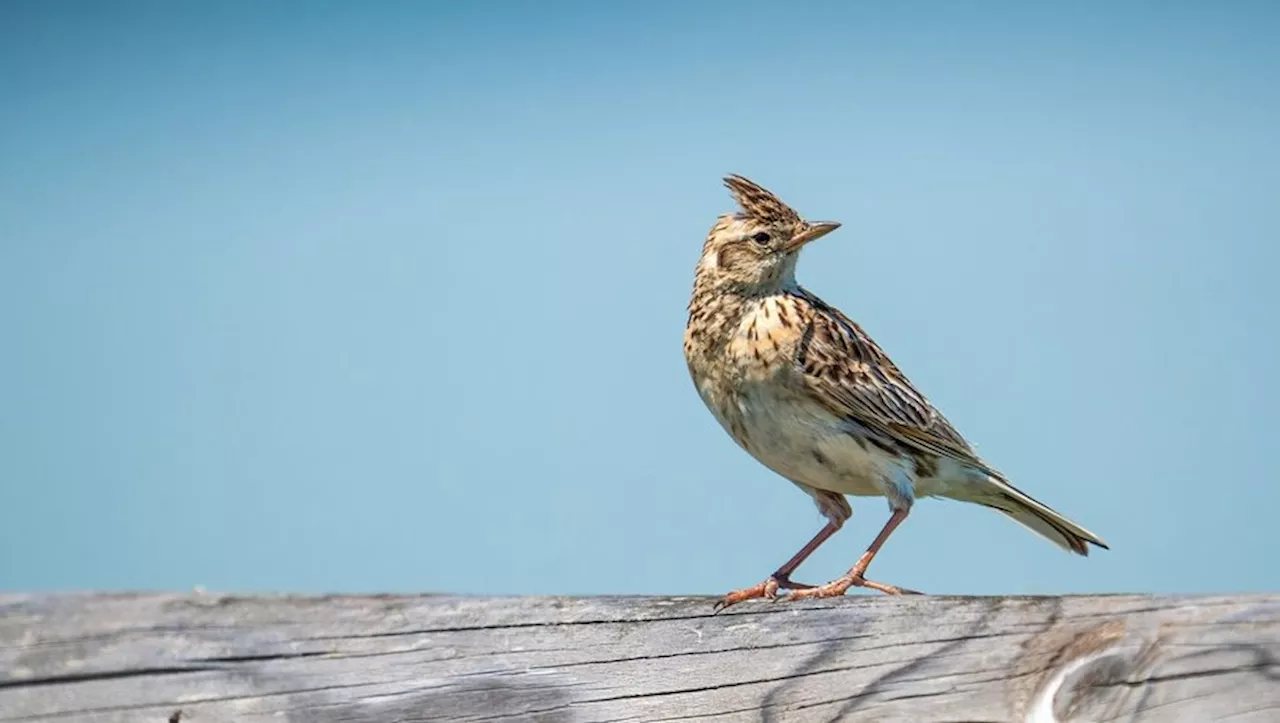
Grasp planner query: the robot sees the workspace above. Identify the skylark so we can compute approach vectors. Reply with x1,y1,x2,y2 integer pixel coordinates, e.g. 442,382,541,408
684,174,1107,610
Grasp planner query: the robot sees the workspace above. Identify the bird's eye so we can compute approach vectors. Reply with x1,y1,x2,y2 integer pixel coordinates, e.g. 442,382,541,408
751,231,771,245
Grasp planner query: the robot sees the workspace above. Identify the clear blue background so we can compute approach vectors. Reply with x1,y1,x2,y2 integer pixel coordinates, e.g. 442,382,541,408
3,1,1277,596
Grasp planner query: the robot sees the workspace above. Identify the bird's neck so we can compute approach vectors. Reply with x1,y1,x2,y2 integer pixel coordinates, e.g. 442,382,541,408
690,272,798,307
686,273,799,346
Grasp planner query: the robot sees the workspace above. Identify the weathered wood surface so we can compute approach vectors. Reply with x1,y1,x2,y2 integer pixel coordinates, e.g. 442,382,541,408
1,593,1278,722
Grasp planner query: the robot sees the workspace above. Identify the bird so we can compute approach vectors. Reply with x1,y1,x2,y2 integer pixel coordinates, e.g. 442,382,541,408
683,174,1108,610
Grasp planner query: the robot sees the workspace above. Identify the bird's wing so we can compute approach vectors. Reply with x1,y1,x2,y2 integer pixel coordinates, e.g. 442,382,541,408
791,289,1001,477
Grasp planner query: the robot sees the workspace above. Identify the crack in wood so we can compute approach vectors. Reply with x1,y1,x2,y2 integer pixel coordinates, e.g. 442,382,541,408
0,666,219,691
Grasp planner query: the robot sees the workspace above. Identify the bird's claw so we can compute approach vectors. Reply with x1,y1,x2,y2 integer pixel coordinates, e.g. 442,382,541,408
786,576,856,600
786,573,922,600
713,574,817,612
713,578,776,613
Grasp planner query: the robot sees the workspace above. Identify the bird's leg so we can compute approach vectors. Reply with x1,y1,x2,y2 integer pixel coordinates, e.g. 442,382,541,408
788,507,921,599
713,520,840,612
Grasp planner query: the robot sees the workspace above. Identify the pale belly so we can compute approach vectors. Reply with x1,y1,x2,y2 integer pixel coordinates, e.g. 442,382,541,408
699,378,964,505
704,379,891,498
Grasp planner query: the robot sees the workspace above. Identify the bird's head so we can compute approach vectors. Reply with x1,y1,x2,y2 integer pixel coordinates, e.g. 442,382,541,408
694,174,841,294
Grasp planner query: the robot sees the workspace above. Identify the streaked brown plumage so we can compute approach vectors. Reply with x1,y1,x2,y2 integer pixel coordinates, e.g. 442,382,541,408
684,174,1107,609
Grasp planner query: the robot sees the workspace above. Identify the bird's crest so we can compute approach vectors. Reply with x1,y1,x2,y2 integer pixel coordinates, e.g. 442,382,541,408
724,174,802,225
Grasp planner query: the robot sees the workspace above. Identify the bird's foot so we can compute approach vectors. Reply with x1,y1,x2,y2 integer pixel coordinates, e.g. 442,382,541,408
713,574,813,613
785,573,923,600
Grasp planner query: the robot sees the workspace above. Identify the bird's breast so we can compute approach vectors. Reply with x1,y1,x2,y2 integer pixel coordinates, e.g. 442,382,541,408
685,296,802,430
723,296,803,378
685,296,920,499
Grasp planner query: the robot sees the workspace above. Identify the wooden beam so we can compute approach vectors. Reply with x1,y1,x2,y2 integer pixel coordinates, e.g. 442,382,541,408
2,593,1278,721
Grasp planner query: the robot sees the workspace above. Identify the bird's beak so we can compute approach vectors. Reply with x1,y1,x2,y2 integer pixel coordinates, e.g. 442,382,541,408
785,221,841,252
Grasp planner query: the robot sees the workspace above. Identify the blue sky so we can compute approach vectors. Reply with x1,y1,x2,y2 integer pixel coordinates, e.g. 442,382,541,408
2,0,1277,597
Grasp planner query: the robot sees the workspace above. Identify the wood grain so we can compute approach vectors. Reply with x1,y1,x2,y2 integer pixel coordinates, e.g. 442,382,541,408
1,593,1277,722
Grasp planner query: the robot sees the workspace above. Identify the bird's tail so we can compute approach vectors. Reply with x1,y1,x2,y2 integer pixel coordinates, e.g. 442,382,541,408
949,476,1109,556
